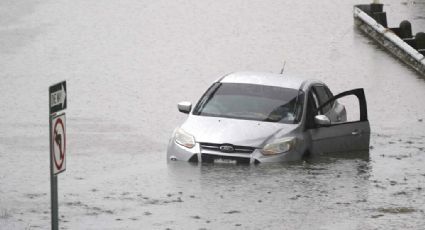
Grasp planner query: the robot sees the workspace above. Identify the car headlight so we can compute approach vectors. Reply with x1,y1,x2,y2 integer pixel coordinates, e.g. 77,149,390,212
261,137,296,156
174,128,195,149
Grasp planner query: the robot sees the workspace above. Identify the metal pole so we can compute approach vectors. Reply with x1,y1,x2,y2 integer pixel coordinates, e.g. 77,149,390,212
49,92,59,230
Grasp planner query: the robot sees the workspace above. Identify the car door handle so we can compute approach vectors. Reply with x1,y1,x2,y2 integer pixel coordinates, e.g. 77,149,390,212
352,130,361,135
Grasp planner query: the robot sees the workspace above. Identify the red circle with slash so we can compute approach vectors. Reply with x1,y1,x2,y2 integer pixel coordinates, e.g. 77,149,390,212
52,117,66,170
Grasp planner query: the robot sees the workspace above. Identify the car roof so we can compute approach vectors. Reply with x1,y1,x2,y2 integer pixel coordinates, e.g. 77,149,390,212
217,71,316,90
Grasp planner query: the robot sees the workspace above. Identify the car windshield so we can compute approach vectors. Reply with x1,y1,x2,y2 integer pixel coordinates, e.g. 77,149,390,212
193,83,304,123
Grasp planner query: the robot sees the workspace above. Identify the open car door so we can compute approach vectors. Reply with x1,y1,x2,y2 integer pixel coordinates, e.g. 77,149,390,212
308,88,370,154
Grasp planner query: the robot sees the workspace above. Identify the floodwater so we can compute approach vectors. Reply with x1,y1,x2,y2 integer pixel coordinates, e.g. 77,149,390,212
0,0,424,229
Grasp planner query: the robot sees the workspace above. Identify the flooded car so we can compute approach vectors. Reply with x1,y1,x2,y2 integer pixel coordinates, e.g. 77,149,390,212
167,72,370,163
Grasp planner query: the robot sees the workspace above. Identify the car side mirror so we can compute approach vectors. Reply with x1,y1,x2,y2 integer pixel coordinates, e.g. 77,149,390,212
178,101,192,114
314,115,331,127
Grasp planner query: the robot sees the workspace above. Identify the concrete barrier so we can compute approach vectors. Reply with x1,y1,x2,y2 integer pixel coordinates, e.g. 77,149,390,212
353,5,425,76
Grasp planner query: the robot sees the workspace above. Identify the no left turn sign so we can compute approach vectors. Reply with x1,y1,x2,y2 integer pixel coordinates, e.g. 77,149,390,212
51,113,66,175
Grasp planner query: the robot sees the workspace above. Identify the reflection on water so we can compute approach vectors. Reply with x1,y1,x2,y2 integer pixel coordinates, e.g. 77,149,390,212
164,147,424,229
165,153,374,229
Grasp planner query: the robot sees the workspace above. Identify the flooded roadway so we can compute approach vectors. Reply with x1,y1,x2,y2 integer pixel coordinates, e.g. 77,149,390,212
0,0,424,229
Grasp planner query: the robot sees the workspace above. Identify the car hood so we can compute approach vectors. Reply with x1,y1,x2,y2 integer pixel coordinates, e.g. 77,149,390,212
180,115,298,148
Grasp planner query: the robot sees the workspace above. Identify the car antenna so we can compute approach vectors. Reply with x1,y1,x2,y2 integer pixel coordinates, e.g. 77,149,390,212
280,60,286,74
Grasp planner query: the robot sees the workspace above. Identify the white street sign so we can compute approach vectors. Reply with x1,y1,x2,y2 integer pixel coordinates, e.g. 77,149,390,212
51,84,66,108
49,81,67,114
51,113,66,175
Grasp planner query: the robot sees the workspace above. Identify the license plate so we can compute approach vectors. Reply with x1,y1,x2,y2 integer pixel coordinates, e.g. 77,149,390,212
213,158,237,164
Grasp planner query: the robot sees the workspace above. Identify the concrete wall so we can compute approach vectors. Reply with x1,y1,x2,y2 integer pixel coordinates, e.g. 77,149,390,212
353,6,425,76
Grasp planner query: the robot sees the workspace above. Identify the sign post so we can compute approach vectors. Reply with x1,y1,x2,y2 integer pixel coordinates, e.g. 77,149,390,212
49,81,67,230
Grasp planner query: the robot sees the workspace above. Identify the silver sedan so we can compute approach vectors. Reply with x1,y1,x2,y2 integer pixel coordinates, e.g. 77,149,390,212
167,72,370,163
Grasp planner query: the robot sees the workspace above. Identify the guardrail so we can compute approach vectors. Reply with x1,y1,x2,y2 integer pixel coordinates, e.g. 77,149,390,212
353,3,425,76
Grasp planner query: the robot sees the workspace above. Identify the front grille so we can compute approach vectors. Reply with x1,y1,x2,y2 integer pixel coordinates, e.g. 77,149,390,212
199,142,255,154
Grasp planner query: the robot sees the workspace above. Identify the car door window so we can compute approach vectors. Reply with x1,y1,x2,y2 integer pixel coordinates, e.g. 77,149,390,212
317,88,368,124
309,90,320,112
313,85,331,113
324,86,334,98
324,86,335,109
